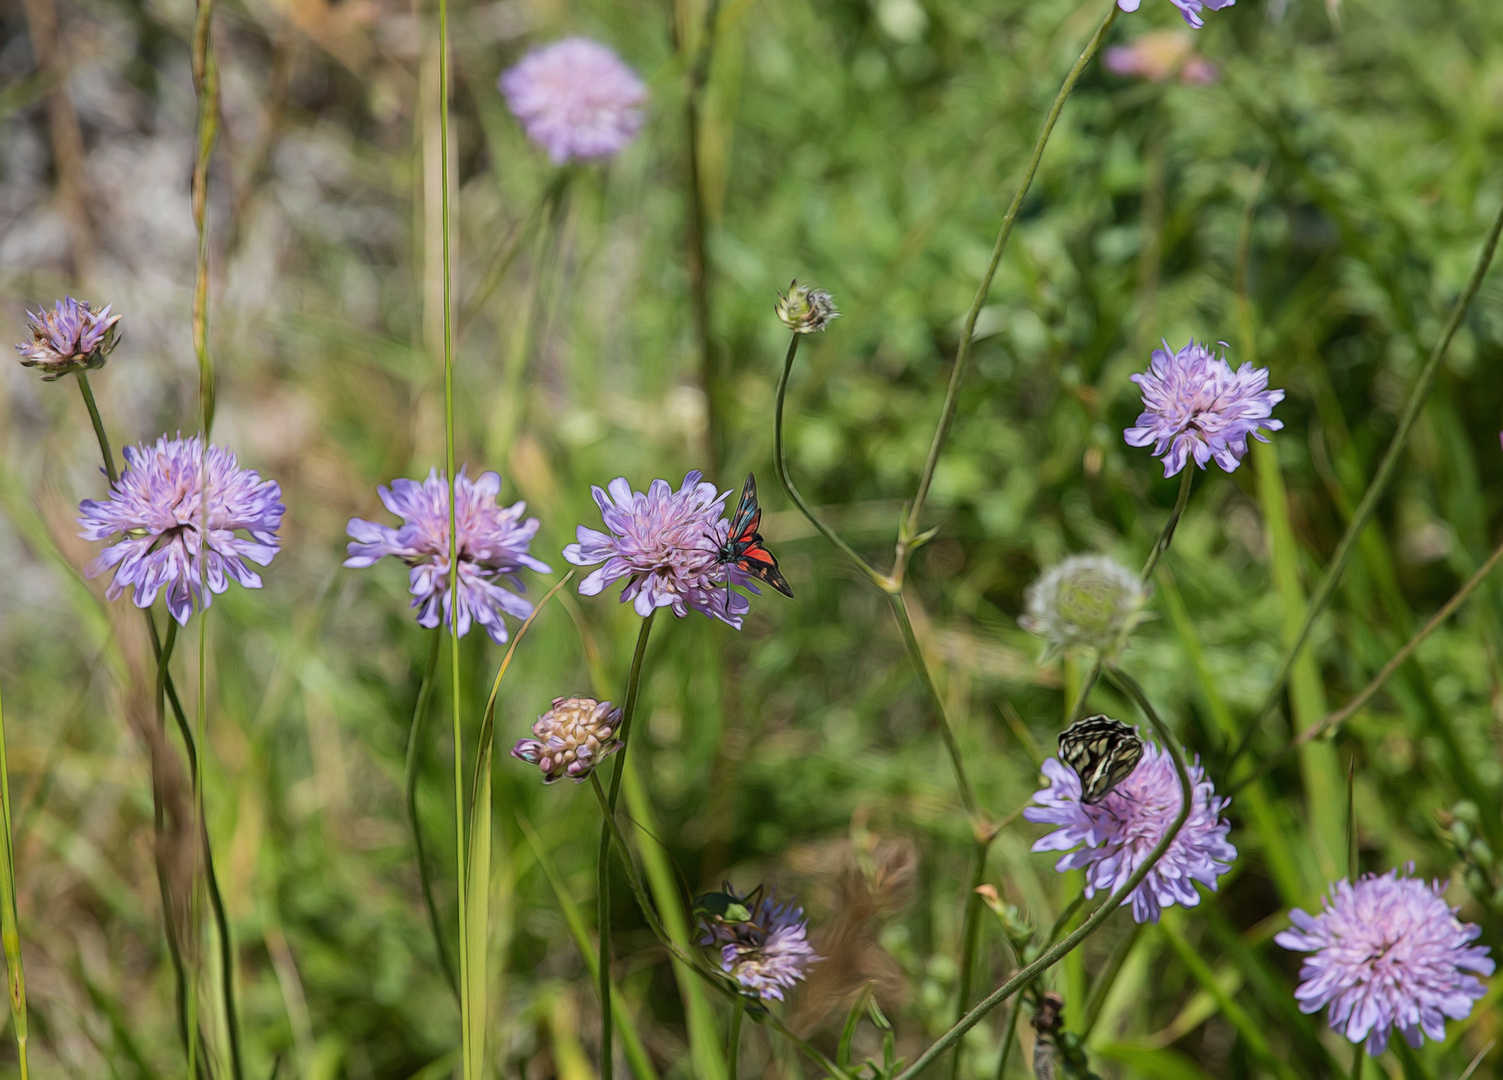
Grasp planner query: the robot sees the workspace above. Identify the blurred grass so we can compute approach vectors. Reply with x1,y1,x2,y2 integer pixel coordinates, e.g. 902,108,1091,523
0,0,1501,1075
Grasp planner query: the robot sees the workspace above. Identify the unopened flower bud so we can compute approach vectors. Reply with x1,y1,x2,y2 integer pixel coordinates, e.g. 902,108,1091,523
511,696,624,784
776,280,839,334
15,297,122,381
1019,554,1148,659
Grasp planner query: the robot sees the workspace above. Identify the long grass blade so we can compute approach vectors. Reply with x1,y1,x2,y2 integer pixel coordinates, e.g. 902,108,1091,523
0,679,29,1079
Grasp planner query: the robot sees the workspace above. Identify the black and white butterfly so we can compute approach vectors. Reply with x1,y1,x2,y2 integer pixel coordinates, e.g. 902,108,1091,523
1058,715,1144,804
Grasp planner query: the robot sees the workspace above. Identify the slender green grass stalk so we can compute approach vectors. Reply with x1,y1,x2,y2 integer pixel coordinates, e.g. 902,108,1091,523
1231,535,1503,795
683,0,725,472
432,0,471,1068
1227,193,1503,771
597,612,656,1079
518,816,661,1080
946,838,992,1080
1078,922,1141,1039
74,372,115,482
897,667,1191,1079
0,678,29,1080
404,630,456,996
726,996,743,1080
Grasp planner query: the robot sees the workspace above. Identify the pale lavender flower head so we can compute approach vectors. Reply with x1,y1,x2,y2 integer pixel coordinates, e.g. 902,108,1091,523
345,467,550,644
699,889,820,1002
77,435,284,625
1116,0,1234,29
1124,339,1283,477
1275,868,1495,1055
1025,741,1236,924
511,696,624,784
15,297,122,380
563,471,753,628
500,38,647,164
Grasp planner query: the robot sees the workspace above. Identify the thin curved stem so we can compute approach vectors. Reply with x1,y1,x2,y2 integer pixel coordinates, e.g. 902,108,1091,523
404,630,456,996
1227,193,1503,772
900,0,1121,552
947,837,992,1080
992,893,1081,1080
896,667,1191,1079
887,592,977,815
772,332,887,587
598,613,656,1080
1140,467,1193,582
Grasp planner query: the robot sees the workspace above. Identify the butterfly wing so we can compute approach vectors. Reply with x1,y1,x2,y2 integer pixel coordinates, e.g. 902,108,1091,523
1059,715,1143,804
735,541,794,598
728,473,763,544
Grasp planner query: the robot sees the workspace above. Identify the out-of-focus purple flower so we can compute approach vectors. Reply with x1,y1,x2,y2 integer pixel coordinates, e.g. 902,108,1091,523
1025,741,1236,924
345,467,550,644
563,471,753,628
1116,0,1234,29
699,888,819,1002
500,38,646,164
1123,339,1283,478
1275,868,1495,1055
511,697,624,784
78,435,284,625
1104,30,1219,84
15,297,122,380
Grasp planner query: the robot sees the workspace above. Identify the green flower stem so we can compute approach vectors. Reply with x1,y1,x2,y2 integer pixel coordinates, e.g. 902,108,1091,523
1350,1048,1363,1080
947,834,995,1080
74,373,117,484
898,668,1191,1080
404,630,456,996
898,0,1121,559
0,678,29,1080
1140,466,1194,582
726,996,743,1080
597,612,657,1080
1077,921,1141,1039
887,593,977,816
1227,193,1503,772
683,0,725,471
772,331,886,588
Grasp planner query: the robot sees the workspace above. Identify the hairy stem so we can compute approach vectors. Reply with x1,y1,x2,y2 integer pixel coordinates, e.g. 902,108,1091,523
404,630,457,996
887,592,978,815
726,996,743,1080
897,668,1191,1079
899,0,1121,555
1140,466,1194,582
1227,193,1503,771
74,373,117,485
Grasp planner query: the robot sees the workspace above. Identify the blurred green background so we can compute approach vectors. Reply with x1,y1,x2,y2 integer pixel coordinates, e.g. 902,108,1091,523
1,0,1502,1075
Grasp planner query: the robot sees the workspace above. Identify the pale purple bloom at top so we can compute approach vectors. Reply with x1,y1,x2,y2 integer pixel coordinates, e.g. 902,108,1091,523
78,435,284,625
1116,0,1234,29
1025,741,1236,924
345,467,550,644
699,890,819,1002
15,296,122,380
1275,868,1495,1055
1124,339,1283,477
563,471,754,629
500,38,647,164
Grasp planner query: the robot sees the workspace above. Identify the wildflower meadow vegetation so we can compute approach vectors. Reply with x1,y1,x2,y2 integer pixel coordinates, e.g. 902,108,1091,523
1,0,1502,1075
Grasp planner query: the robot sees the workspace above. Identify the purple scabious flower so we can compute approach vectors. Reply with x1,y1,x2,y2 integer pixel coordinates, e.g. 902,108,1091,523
1275,868,1495,1055
563,471,753,629
1124,339,1283,478
77,435,284,625
699,890,820,1002
1024,741,1236,924
15,297,122,380
1115,0,1234,30
511,697,624,784
345,467,550,645
500,38,646,164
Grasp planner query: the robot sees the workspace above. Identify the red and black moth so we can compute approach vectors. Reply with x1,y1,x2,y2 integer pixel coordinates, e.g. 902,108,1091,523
714,473,794,599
